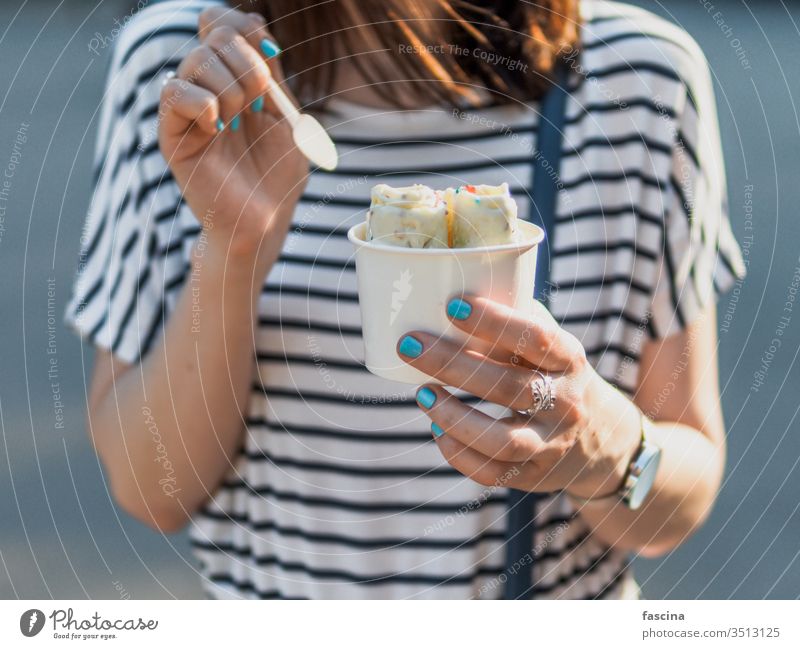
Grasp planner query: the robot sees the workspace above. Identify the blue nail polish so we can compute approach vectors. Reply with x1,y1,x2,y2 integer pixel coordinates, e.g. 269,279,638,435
216,118,224,132
447,297,472,320
398,335,423,358
260,38,281,58
431,422,445,438
231,115,240,132
416,387,437,409
251,96,264,113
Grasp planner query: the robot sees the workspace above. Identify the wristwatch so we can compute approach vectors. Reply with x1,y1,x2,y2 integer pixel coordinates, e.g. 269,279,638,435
570,413,662,511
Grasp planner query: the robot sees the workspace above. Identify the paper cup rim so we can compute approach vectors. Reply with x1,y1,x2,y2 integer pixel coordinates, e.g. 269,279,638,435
347,220,544,255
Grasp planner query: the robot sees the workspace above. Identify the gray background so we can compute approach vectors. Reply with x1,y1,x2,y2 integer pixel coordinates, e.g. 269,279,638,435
0,0,797,599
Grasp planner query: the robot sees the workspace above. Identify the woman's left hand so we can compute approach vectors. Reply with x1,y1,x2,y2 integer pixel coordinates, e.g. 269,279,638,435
397,295,642,498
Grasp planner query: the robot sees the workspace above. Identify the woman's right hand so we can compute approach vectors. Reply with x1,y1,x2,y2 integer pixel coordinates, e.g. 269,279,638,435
159,7,308,259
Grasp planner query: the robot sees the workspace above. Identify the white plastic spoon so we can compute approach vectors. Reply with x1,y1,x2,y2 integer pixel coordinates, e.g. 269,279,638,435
266,76,338,171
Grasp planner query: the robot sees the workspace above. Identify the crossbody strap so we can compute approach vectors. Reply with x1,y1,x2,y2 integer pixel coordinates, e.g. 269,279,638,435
503,62,569,600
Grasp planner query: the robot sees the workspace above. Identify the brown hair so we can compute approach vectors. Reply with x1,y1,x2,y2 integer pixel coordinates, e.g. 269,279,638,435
246,0,581,109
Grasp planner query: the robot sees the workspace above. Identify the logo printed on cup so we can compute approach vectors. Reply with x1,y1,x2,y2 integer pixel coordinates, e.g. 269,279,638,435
390,269,413,325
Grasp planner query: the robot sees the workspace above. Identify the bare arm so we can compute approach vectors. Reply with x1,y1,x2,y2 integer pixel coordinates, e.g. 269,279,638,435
87,8,306,531
88,241,271,532
567,304,726,557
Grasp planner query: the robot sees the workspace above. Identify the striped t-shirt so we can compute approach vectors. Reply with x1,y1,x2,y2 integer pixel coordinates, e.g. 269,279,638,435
66,0,745,599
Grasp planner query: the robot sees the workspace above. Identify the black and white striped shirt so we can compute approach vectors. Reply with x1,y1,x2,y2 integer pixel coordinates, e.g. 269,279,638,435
66,0,745,599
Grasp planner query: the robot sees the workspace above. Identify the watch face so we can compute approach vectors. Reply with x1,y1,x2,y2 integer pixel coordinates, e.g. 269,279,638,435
627,445,662,510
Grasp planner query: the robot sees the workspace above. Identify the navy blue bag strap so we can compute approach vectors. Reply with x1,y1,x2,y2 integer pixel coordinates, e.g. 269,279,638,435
503,62,569,600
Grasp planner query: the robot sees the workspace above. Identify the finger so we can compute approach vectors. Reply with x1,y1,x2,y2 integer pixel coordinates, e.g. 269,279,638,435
197,7,290,118
399,333,534,412
177,45,245,125
434,432,522,488
198,7,285,81
416,384,544,463
159,78,219,138
434,420,567,494
203,26,273,113
445,295,585,372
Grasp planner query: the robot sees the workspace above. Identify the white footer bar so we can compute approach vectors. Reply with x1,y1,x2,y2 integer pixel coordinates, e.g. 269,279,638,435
1,600,796,647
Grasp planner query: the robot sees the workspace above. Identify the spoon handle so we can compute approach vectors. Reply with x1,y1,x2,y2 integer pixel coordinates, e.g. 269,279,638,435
266,77,300,126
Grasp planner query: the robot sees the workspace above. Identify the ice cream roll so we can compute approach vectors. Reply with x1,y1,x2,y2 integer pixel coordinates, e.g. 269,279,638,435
447,182,519,247
367,184,448,248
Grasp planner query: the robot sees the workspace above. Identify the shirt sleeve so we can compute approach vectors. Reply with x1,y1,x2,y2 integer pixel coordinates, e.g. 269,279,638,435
64,6,202,364
648,44,746,339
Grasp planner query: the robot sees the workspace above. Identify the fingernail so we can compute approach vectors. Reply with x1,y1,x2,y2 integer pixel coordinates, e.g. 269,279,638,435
216,118,225,132
231,115,241,132
431,422,445,438
398,335,423,358
260,38,281,58
251,96,264,113
447,297,472,320
416,387,437,409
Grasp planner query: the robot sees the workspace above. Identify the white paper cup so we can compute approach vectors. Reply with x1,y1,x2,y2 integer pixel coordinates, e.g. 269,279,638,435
348,220,544,384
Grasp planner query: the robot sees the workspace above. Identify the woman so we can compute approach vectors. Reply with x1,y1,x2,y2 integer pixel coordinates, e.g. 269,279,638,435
67,0,745,599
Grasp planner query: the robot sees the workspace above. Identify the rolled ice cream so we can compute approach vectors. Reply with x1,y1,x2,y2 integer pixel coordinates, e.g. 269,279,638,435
366,184,448,248
446,183,518,247
367,182,518,249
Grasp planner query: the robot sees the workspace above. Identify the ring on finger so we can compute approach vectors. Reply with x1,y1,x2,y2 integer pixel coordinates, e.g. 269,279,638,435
522,370,556,417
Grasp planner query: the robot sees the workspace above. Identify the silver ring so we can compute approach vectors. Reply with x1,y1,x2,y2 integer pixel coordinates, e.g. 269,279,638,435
522,370,556,417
